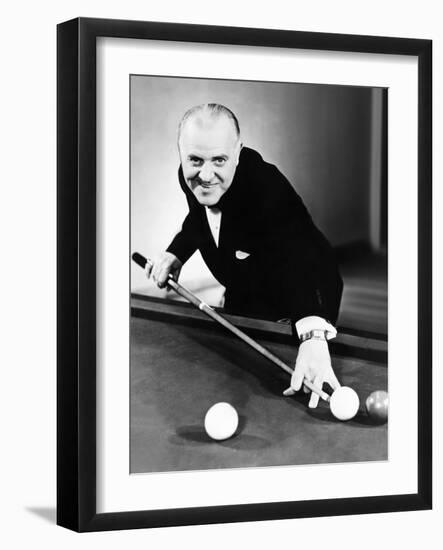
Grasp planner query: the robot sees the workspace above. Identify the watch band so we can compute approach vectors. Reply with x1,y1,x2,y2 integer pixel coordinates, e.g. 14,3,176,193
299,329,327,343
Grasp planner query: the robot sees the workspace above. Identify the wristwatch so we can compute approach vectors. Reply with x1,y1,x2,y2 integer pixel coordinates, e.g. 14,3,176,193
299,329,327,344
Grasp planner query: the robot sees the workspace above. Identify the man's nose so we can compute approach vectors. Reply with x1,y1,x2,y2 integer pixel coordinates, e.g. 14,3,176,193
199,162,214,182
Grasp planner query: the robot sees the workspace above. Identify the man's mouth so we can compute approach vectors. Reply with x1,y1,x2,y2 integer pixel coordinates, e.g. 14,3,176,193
198,182,218,189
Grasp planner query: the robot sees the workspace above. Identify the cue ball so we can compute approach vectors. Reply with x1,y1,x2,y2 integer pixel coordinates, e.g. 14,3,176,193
365,390,389,424
204,402,239,441
329,386,360,421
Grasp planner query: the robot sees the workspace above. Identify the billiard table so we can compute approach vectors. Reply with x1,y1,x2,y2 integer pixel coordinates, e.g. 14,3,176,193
130,295,388,474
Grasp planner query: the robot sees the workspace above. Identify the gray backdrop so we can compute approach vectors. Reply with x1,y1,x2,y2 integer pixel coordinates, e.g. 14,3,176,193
131,75,384,305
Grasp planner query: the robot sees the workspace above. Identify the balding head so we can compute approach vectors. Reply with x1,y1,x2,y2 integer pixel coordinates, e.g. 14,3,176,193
177,104,242,207
177,103,241,148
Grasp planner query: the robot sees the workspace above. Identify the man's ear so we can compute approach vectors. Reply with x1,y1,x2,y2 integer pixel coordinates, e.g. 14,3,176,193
235,141,243,165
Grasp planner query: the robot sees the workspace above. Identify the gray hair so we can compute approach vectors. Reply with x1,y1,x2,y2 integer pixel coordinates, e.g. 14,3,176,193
177,103,241,146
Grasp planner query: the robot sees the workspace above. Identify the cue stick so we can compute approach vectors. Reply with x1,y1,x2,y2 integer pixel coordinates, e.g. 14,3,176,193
132,252,330,403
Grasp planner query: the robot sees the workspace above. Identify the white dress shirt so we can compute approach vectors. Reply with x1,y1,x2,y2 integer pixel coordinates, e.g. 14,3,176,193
205,206,222,246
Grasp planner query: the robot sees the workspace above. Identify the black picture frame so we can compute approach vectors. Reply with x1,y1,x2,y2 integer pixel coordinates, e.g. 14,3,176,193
57,17,432,532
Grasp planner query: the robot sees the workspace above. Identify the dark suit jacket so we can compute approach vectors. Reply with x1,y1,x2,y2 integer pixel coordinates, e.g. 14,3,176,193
167,147,343,325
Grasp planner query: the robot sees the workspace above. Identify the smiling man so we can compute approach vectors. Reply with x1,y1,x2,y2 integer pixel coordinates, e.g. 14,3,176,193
178,105,242,207
147,103,344,406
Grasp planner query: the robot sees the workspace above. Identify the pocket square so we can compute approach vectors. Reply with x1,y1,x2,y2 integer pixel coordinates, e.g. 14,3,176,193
235,250,251,260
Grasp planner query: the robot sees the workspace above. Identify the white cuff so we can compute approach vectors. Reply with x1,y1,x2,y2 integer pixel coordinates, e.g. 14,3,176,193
295,316,337,340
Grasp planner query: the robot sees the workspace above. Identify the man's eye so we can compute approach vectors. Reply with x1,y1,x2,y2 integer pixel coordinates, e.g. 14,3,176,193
189,158,203,166
213,158,226,166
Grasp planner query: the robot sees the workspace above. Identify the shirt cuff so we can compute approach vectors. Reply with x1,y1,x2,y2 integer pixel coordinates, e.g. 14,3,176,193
295,316,337,341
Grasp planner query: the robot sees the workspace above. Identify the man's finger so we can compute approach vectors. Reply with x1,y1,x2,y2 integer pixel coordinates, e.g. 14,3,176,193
291,366,305,391
157,269,169,288
308,376,322,408
283,387,296,397
308,391,320,408
152,264,160,282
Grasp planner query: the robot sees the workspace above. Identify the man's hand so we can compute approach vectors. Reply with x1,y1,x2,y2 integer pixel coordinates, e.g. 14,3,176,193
283,339,340,408
145,252,183,288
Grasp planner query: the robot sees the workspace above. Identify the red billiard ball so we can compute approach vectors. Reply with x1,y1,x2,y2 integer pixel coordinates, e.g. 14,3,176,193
365,390,388,424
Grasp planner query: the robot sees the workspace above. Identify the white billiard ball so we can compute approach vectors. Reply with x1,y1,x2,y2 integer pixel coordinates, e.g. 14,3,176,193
329,386,360,421
204,402,239,441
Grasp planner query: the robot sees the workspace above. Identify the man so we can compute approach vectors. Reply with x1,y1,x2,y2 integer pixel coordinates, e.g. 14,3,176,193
147,103,343,407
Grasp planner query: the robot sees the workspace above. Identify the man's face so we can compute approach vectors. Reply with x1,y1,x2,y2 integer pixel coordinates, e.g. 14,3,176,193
178,117,242,207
